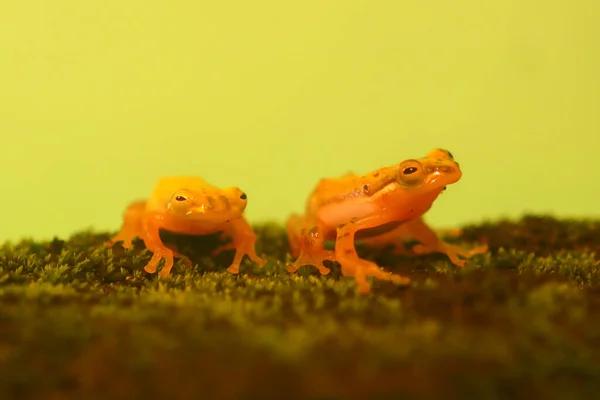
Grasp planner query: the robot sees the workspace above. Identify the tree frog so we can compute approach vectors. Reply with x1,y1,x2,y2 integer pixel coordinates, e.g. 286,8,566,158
105,176,267,278
286,148,488,294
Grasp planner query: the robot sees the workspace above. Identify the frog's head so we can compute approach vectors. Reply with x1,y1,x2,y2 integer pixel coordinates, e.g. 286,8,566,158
166,187,248,222
395,148,462,192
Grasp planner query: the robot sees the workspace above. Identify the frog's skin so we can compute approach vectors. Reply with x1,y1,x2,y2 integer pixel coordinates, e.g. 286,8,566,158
286,148,488,294
105,176,266,278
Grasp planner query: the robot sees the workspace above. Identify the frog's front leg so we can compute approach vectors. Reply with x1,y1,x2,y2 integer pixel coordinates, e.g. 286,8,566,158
335,216,411,294
285,214,335,275
402,217,488,266
168,244,193,267
139,213,177,278
104,201,146,249
214,217,267,274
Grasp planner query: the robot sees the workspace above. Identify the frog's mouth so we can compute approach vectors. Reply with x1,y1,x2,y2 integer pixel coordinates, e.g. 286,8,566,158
191,205,241,215
188,203,246,221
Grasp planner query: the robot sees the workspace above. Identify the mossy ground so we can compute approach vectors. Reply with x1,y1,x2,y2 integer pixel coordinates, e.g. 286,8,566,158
1,215,600,399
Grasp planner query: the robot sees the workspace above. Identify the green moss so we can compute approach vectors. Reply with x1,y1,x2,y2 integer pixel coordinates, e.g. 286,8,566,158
0,214,600,399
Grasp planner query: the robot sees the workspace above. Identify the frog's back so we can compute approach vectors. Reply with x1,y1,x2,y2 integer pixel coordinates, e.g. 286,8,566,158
311,174,357,206
307,166,398,213
147,176,214,211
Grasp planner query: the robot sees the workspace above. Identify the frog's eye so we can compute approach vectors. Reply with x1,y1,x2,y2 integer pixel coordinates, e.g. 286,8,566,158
171,191,191,204
428,148,454,161
397,160,424,185
240,193,247,200
444,149,454,159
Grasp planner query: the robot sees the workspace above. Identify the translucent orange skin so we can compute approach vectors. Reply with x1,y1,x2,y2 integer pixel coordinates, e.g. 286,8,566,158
105,176,266,278
286,149,488,294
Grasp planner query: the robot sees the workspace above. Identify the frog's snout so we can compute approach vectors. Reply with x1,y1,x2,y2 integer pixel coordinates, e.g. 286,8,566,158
424,160,462,187
448,162,462,179
437,161,461,174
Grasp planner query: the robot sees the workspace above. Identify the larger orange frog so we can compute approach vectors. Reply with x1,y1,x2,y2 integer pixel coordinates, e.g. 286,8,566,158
286,148,488,294
105,176,267,278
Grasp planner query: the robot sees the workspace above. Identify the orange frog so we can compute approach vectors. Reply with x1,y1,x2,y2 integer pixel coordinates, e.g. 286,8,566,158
286,148,488,294
105,176,267,278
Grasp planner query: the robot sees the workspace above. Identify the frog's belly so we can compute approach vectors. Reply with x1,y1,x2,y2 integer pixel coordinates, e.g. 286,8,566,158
316,200,378,230
161,218,227,236
316,199,412,240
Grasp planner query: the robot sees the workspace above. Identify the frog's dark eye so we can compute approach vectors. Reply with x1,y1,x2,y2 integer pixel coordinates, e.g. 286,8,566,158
175,195,187,202
446,150,454,159
403,167,418,175
240,193,247,200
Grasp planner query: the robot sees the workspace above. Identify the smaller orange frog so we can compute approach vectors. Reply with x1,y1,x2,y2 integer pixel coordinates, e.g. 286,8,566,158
105,176,267,278
286,148,488,294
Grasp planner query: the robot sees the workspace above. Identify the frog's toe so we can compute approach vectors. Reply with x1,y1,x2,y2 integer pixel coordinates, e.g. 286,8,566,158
286,262,302,273
316,265,331,275
144,265,157,274
157,257,174,278
144,251,166,274
254,256,268,267
226,264,241,274
158,269,169,278
287,251,333,275
353,274,372,294
452,258,467,268
359,260,411,286
287,258,324,274
445,250,467,267
468,244,489,256
446,243,488,266
357,283,371,294
179,256,193,267
390,275,411,286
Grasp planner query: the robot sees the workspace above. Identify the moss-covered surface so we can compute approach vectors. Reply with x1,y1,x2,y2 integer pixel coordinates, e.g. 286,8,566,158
1,215,600,399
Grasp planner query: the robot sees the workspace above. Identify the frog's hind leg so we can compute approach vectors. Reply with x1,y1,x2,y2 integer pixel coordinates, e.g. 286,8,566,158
286,215,334,275
359,220,466,256
403,218,488,267
104,201,146,249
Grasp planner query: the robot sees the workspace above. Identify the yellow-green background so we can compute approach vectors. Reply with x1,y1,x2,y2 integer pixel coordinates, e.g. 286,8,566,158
1,0,598,242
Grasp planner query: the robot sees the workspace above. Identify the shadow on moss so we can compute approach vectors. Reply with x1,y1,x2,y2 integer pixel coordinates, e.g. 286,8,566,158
0,214,599,399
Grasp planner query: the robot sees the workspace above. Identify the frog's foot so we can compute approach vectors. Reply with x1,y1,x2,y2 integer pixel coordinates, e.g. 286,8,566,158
164,243,193,267
143,248,175,278
172,251,192,267
437,228,463,238
286,222,332,275
339,257,411,294
287,249,335,275
412,242,489,267
224,241,267,274
104,234,134,249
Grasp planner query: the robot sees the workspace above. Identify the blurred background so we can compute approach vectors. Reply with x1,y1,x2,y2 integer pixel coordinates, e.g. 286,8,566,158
0,0,598,242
